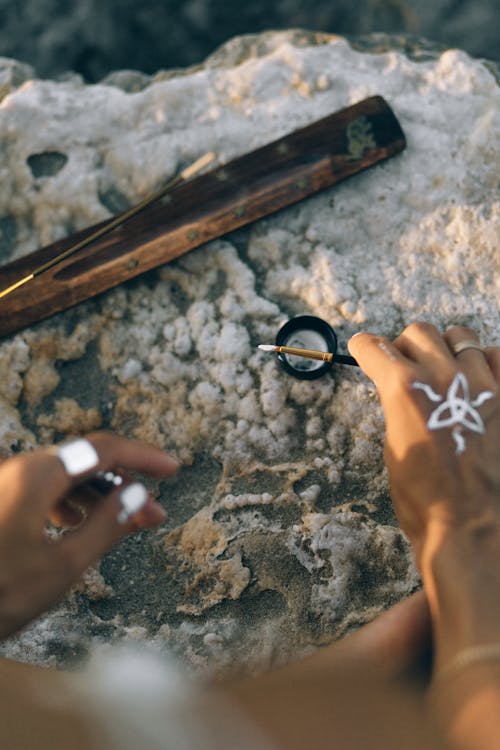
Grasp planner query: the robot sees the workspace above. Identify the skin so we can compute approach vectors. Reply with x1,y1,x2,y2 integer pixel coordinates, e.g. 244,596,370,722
228,323,500,750
0,322,499,749
348,323,500,749
226,590,440,750
0,432,179,640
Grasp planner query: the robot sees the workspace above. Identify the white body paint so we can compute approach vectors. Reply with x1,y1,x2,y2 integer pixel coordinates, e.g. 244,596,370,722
378,342,398,361
413,372,494,454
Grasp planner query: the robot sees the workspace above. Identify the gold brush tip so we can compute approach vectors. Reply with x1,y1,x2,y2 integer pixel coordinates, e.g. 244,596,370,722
258,344,333,362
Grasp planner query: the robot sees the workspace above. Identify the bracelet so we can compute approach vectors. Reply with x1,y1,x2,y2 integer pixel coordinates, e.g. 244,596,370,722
434,645,500,683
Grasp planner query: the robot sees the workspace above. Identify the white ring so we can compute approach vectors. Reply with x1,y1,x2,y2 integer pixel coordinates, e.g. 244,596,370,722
117,483,148,524
54,438,99,478
452,340,485,356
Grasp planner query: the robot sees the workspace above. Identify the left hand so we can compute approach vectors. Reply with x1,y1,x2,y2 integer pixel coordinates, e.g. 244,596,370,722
0,432,178,639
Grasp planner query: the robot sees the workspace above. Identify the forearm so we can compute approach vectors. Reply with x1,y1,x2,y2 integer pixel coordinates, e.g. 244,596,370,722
421,519,500,750
228,642,442,750
0,657,99,750
421,517,500,666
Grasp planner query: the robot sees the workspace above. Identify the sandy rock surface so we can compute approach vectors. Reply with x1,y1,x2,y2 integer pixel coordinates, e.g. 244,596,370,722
0,30,498,672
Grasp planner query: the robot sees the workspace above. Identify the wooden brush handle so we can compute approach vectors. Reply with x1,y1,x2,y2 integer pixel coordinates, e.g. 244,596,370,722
0,95,405,339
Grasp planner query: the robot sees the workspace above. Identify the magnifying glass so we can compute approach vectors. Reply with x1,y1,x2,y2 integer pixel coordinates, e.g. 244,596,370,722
261,315,358,380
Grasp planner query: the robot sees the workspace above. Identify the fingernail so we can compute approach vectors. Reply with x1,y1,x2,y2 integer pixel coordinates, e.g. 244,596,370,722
117,482,148,524
152,503,167,523
134,501,167,529
350,332,364,340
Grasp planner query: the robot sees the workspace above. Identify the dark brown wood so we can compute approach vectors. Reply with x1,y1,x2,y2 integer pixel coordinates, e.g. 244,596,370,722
0,95,405,339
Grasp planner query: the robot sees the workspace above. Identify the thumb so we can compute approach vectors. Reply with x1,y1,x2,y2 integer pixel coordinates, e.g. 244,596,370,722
348,332,408,385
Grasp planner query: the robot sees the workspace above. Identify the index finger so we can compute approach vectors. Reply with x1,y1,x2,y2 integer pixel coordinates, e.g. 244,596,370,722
7,433,179,516
348,332,411,385
87,432,179,478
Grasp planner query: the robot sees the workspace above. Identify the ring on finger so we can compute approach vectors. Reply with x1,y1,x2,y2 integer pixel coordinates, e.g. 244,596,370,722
89,470,124,493
87,471,148,523
51,438,100,478
451,340,485,356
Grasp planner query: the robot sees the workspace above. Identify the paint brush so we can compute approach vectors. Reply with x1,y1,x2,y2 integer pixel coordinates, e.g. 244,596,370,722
259,344,358,366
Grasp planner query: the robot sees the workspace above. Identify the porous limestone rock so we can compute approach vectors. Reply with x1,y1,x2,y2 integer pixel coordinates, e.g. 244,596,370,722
0,31,498,673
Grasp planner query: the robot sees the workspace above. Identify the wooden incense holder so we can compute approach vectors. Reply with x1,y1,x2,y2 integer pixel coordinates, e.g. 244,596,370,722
0,95,405,339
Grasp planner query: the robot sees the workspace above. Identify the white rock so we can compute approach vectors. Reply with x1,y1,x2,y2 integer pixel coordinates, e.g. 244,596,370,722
0,32,498,673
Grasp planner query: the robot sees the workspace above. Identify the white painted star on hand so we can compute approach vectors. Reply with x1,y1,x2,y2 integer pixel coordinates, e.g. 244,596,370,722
413,372,494,454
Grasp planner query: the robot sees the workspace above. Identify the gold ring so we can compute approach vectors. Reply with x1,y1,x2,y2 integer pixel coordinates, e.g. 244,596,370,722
452,340,485,356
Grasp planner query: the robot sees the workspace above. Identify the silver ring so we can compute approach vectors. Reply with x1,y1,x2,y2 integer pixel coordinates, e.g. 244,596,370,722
452,340,485,356
52,438,99,478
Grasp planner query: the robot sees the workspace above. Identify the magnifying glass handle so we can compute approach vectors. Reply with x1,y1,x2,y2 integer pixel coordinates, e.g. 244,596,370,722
334,354,359,367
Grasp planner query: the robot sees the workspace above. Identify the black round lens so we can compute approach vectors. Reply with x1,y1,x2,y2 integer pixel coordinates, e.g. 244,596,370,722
275,315,337,380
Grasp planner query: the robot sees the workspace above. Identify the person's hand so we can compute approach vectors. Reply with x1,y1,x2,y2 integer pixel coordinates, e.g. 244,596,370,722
0,432,178,639
348,323,500,564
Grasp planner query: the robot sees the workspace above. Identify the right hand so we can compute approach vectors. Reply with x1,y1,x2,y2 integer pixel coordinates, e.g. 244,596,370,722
348,323,500,563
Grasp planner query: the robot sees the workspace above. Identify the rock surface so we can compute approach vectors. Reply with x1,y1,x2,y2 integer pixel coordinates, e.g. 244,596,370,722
0,31,498,673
